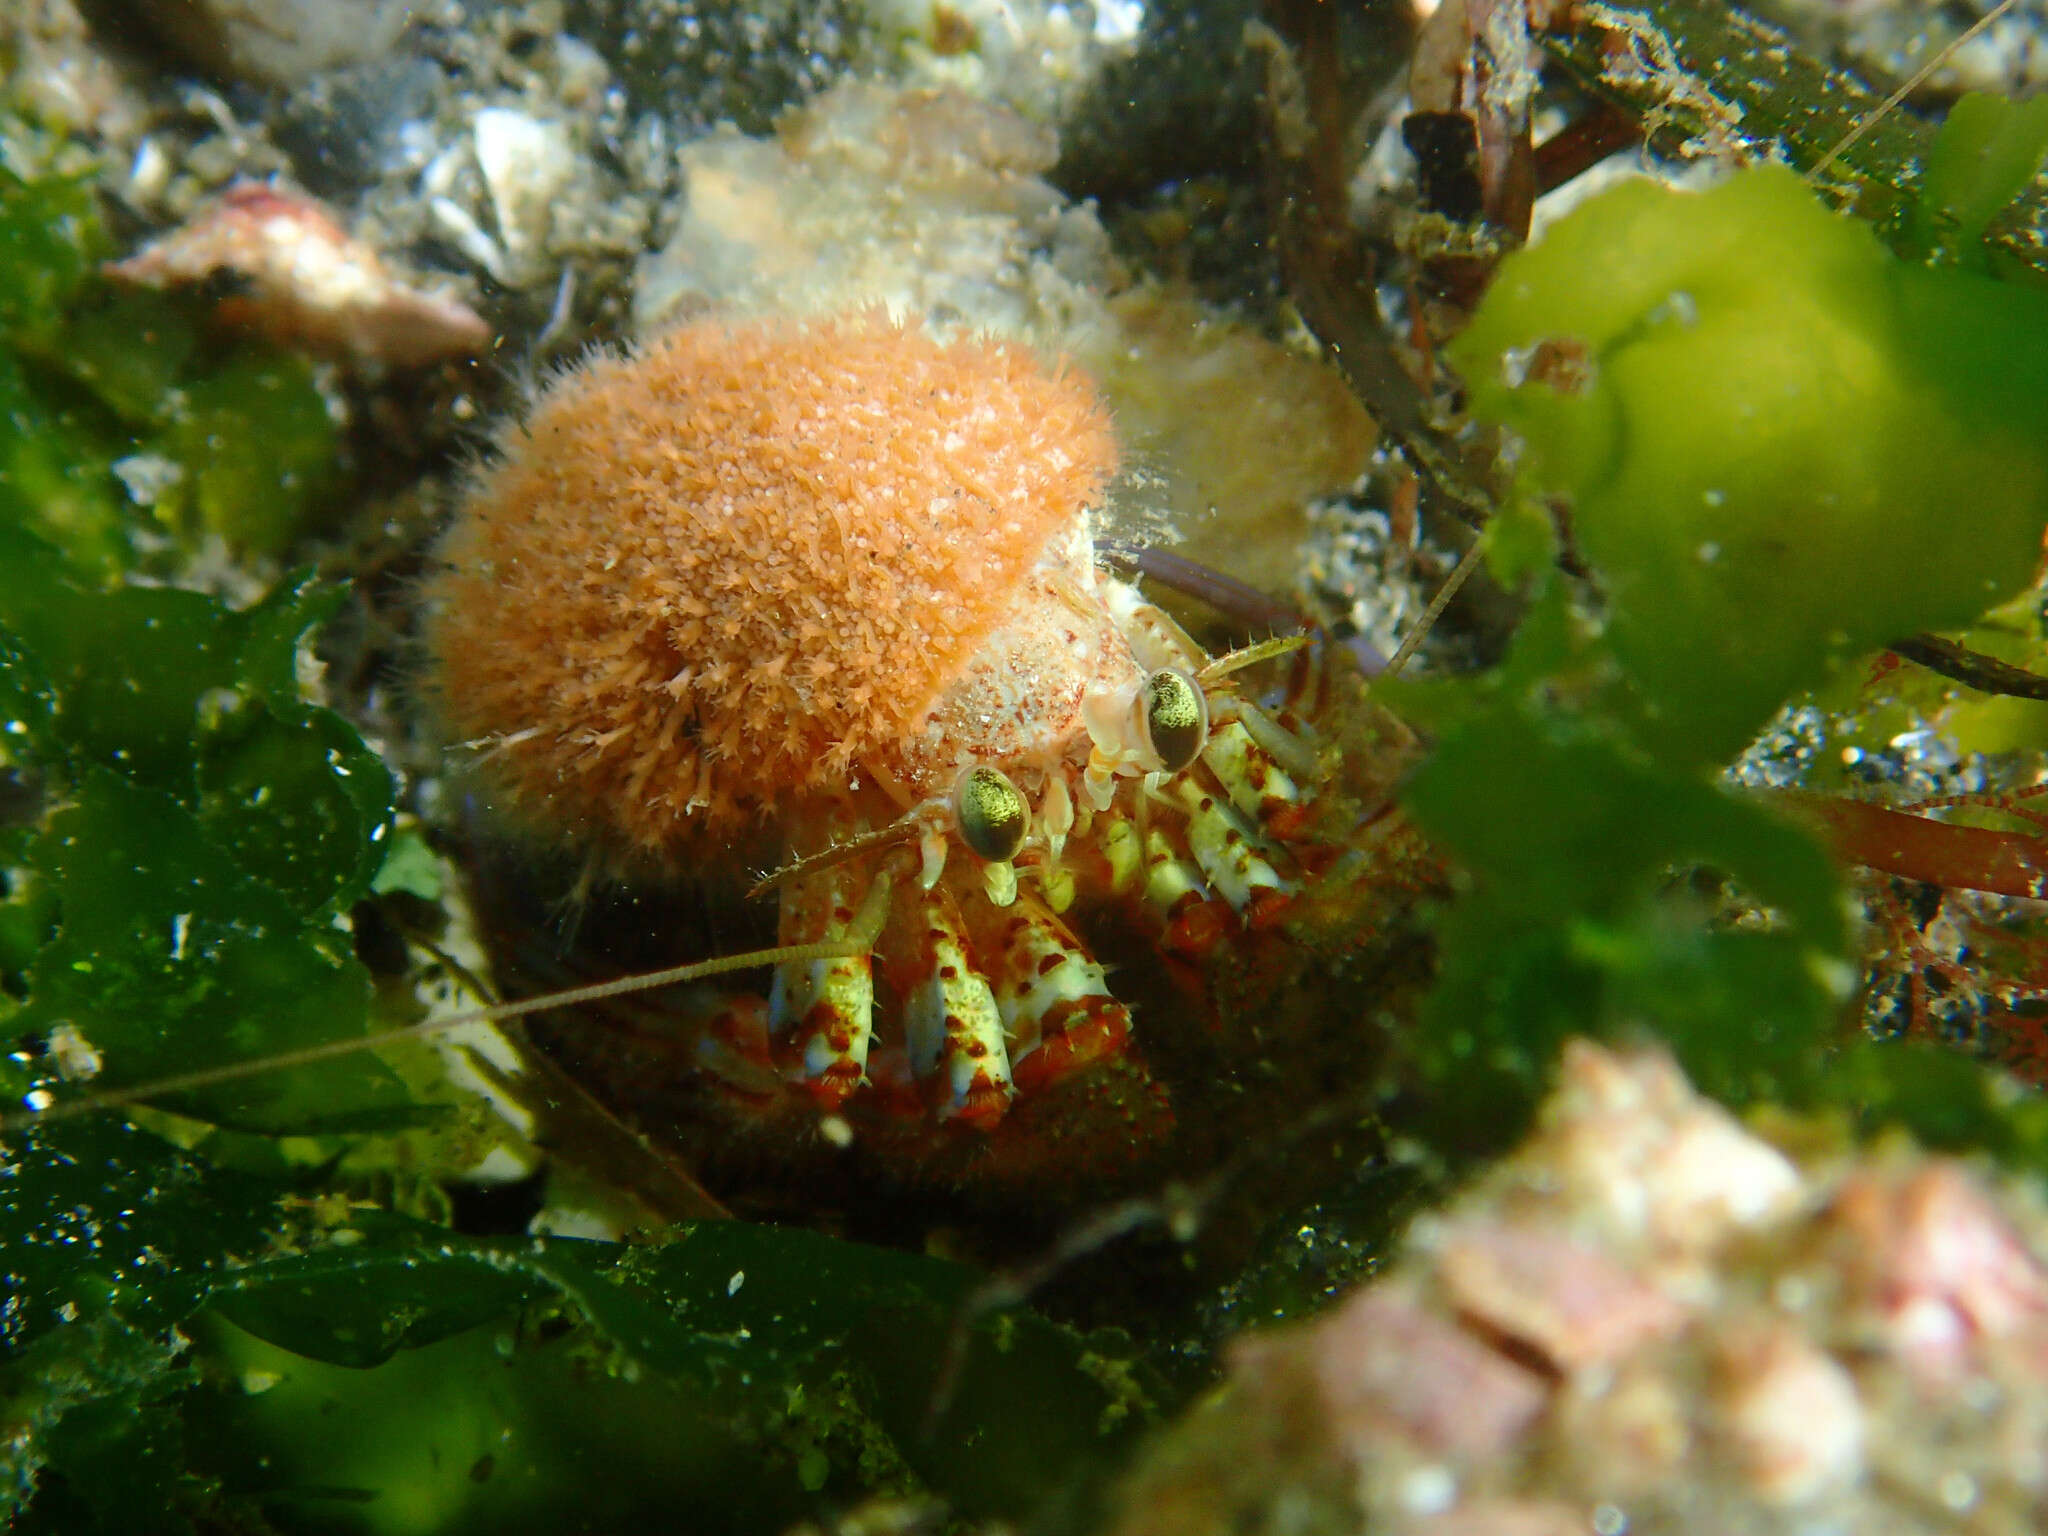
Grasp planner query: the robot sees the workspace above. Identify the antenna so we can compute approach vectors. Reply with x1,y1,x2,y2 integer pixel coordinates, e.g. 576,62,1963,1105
2,938,867,1135
1810,0,2021,181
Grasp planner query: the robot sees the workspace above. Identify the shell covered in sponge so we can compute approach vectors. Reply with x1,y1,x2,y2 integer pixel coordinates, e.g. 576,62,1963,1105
422,312,1119,861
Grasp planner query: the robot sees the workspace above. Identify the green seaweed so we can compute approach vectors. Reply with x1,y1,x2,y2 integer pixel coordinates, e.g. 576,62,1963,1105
0,482,1164,1532
2,1117,1163,1535
0,165,103,337
1906,91,2048,277
1390,150,2048,1159
0,523,406,1132
0,156,342,568
1455,164,2048,769
17,30,2048,1535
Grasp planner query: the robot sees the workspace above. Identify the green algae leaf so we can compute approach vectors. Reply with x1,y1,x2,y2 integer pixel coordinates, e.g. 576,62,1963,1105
369,826,443,901
3,1115,1165,1534
2,1320,198,1535
0,167,104,340
15,767,413,1134
0,530,404,1133
0,566,243,788
207,1224,545,1370
0,861,55,987
160,351,339,556
25,286,203,427
196,697,393,914
0,535,394,914
0,1116,353,1529
0,620,56,760
1825,1037,2048,1166
201,575,396,915
0,1116,285,1356
0,1121,537,1527
203,1222,1160,1529
1907,92,2048,276
179,1314,815,1536
1407,705,1841,939
1370,578,1617,740
1451,165,2048,769
0,168,139,580
6,1372,205,1536
0,156,344,568
0,351,130,580
1399,700,1848,1156
609,1223,1161,1504
1403,163,2048,1170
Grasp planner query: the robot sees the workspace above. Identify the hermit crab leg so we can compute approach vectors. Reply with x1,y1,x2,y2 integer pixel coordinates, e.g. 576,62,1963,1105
1139,819,1212,921
957,887,1132,1093
875,879,1015,1129
768,851,896,1107
1101,583,1211,678
1134,820,1242,957
1164,777,1291,921
1200,717,1310,833
1197,699,1334,845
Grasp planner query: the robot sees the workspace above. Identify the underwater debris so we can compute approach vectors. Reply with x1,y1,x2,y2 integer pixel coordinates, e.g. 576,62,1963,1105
114,0,417,87
635,76,1372,593
106,180,491,368
3,0,145,142
1114,1039,2048,1535
467,106,581,287
632,78,1075,335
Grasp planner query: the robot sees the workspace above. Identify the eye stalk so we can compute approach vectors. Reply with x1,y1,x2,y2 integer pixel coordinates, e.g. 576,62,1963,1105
1139,668,1208,774
954,765,1030,864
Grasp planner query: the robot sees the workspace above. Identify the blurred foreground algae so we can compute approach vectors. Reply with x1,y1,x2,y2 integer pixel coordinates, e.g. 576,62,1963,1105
3,1113,1165,1535
0,145,340,570
1382,125,2048,1166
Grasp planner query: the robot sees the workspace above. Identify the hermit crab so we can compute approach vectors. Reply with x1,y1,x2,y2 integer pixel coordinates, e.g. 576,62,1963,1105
424,312,1364,1136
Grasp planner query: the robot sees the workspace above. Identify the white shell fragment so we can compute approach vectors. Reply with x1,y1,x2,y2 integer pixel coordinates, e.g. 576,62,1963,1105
107,181,491,369
471,108,579,285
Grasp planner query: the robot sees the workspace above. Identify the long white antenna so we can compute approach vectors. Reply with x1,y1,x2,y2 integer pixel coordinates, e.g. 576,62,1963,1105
2,938,866,1134
1810,0,2022,181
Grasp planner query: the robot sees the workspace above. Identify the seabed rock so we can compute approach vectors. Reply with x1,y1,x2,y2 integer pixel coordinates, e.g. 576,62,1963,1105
1113,1039,2048,1536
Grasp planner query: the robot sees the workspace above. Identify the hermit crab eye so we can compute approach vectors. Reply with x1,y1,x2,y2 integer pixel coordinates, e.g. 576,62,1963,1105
954,765,1030,864
1140,668,1208,774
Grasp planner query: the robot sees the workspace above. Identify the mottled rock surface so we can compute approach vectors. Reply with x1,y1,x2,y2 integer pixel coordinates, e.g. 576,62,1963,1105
1113,1040,2048,1536
103,0,417,86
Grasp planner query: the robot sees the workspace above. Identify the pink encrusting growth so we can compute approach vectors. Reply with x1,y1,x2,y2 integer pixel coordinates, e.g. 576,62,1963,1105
424,312,1117,860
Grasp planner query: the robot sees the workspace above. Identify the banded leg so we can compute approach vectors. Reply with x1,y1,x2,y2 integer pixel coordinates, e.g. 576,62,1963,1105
876,880,1014,1128
1166,777,1292,926
1055,807,1145,907
960,887,1131,1093
769,853,891,1107
1140,820,1235,957
1201,711,1320,842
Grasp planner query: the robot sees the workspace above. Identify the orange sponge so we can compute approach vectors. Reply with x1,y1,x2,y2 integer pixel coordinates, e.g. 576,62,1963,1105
423,312,1117,861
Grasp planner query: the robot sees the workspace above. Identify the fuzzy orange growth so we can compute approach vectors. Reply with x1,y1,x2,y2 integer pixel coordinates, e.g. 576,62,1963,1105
424,313,1117,859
